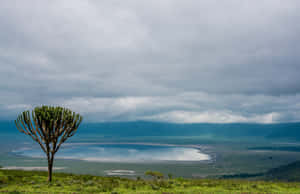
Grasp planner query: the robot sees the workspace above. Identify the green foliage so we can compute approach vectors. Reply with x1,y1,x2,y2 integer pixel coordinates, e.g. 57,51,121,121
15,106,83,146
145,170,164,179
15,105,83,182
1,169,300,193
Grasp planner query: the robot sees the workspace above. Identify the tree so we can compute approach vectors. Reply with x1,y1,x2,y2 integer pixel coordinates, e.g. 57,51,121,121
145,170,164,180
15,106,83,182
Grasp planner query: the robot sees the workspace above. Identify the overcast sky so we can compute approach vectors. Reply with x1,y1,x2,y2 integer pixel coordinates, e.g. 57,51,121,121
1,0,300,123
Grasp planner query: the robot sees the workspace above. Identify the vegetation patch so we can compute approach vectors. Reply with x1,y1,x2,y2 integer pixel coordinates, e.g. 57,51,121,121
1,169,300,193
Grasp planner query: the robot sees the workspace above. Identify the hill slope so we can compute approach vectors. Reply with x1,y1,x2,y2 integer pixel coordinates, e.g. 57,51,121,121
221,161,300,182
1,121,300,140
1,169,300,193
265,161,300,181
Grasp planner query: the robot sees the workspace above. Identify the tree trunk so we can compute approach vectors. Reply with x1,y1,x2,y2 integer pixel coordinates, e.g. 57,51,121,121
47,155,54,182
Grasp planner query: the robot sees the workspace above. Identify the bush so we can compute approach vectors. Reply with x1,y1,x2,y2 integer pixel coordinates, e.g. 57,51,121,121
0,176,8,184
158,180,172,188
145,170,164,180
150,184,160,190
98,183,113,192
9,191,22,194
84,180,95,186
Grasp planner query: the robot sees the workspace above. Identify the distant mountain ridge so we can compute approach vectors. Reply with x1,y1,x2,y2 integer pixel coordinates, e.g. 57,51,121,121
221,160,300,181
265,160,300,181
2,121,299,140
81,121,300,140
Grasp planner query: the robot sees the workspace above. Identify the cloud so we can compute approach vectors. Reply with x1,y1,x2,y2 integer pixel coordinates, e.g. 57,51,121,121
144,111,280,124
0,0,300,123
54,93,300,123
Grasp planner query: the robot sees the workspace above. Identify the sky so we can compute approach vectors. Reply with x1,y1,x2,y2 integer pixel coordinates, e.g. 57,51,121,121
1,0,300,123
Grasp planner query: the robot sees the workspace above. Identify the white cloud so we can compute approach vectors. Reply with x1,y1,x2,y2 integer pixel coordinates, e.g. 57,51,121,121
0,1,300,123
38,93,300,123
5,104,32,110
143,111,280,124
2,91,300,123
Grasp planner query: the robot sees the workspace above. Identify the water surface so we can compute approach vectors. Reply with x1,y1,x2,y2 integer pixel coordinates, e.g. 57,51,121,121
13,143,210,163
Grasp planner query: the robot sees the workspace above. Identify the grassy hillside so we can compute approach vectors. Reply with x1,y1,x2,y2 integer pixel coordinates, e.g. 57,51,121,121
1,169,300,193
265,161,300,181
220,160,300,182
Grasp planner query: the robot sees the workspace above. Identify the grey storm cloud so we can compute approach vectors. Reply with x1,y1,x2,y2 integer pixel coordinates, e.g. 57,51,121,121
0,0,300,123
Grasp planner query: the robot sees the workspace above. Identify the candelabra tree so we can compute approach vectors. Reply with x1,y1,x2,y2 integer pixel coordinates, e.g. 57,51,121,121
15,106,83,182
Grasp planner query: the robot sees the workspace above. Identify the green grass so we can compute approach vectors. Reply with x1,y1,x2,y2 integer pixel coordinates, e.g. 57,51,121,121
1,169,300,193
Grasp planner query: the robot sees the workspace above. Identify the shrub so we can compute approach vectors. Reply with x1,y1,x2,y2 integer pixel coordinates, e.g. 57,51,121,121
145,170,164,180
150,184,160,190
9,191,22,194
0,176,8,184
84,180,95,186
158,180,172,188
